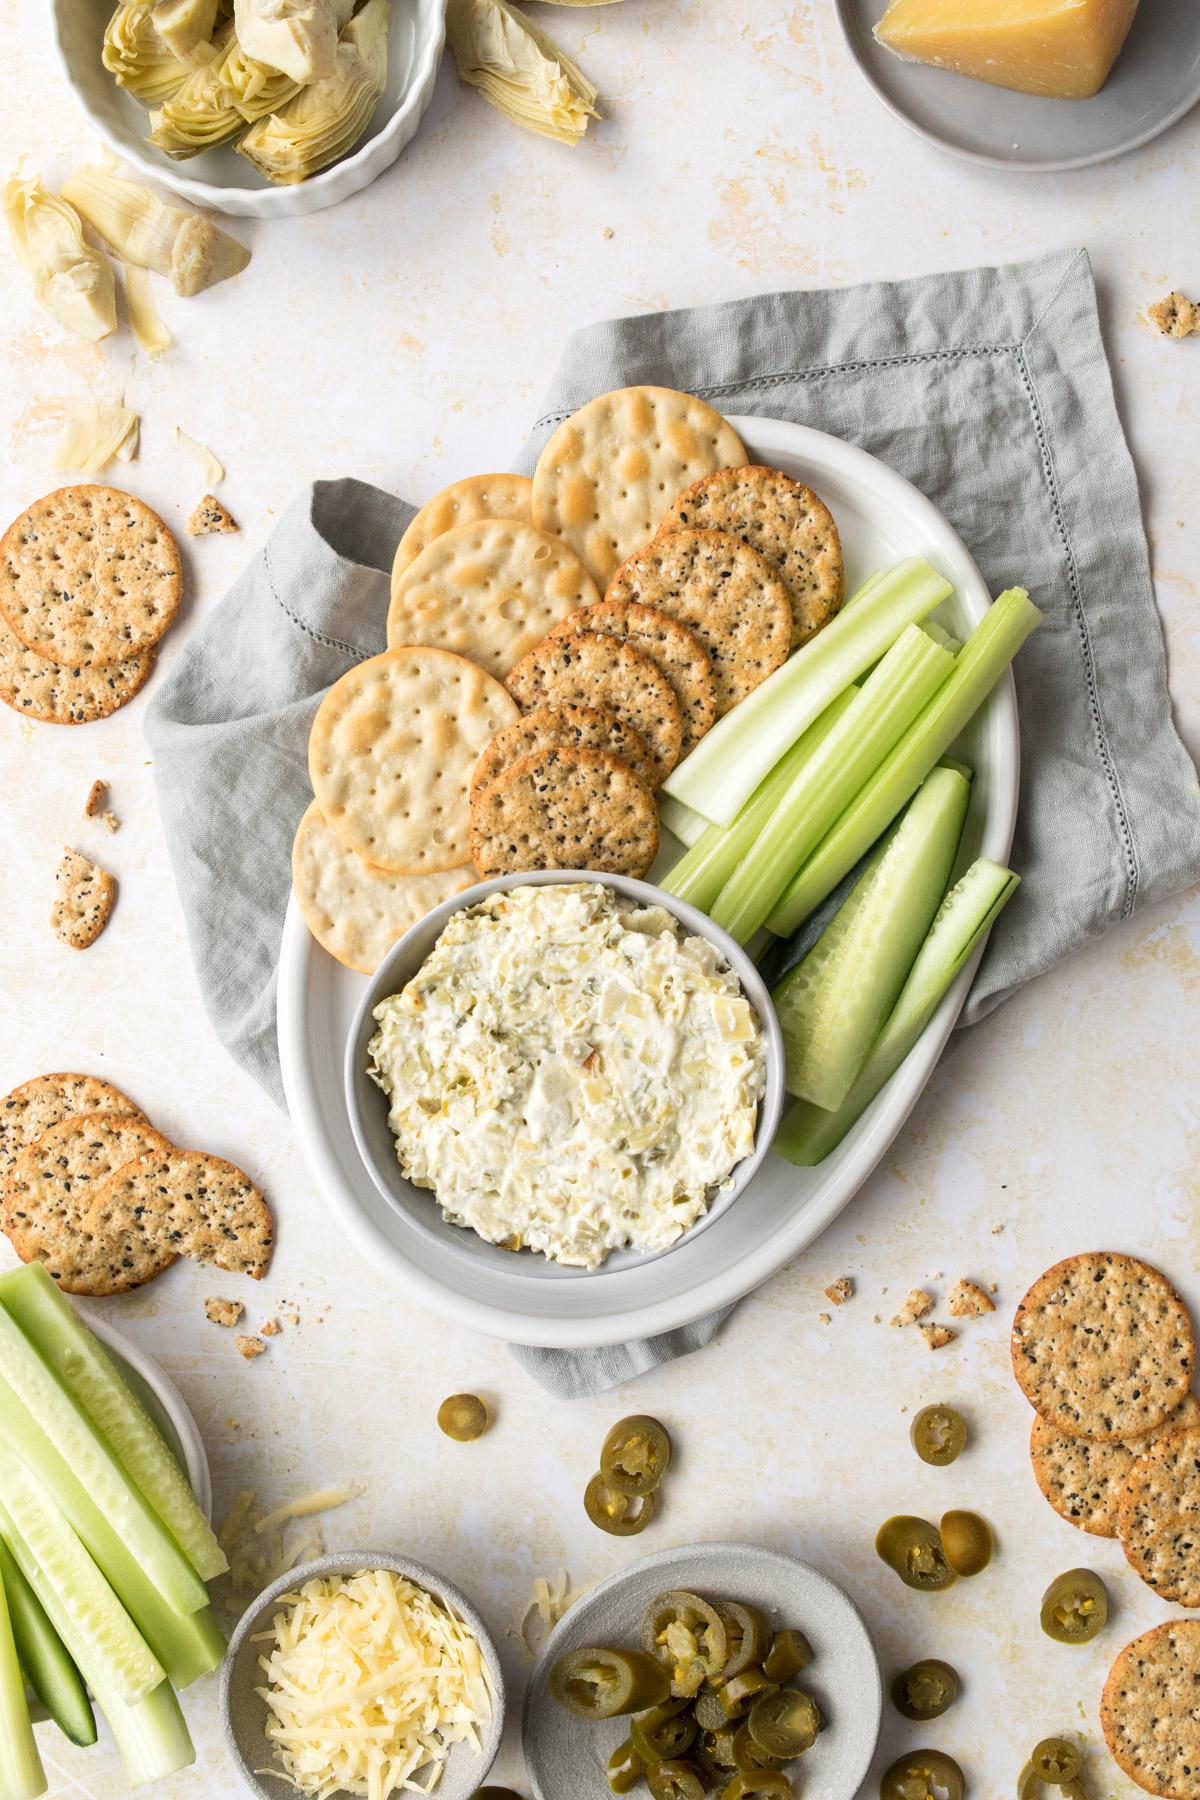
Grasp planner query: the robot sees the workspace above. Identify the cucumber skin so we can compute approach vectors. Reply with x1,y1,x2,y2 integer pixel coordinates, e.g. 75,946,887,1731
0,1536,94,1748
0,1561,46,1800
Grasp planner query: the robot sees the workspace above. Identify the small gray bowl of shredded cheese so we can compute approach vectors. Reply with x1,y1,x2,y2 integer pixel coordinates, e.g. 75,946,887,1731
221,1552,506,1800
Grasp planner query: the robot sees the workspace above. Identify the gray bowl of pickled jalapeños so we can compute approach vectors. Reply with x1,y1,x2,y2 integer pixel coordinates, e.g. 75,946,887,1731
343,869,786,1283
522,1541,882,1800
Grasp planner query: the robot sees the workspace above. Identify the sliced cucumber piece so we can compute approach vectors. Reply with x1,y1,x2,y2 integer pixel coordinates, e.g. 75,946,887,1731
0,1439,162,1705
0,1561,45,1800
0,1497,193,1789
0,1377,223,1688
0,1304,207,1616
776,859,1019,1164
0,1267,227,1583
0,1534,94,1747
772,767,970,1111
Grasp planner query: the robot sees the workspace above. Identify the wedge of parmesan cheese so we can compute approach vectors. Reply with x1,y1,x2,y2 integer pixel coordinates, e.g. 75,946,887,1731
257,1567,494,1798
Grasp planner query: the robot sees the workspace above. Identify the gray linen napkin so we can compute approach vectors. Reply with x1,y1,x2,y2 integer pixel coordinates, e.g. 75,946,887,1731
145,247,1200,1397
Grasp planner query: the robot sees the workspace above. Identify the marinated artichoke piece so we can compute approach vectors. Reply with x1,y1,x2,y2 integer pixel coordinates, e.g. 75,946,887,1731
149,24,244,158
234,0,354,82
237,0,389,184
62,167,250,296
3,175,117,343
103,3,191,102
151,0,220,61
446,0,599,146
219,39,302,119
124,263,171,355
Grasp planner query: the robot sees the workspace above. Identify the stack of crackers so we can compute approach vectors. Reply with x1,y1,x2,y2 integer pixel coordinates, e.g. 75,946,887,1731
1013,1251,1200,1800
293,385,846,974
0,1072,272,1297
0,485,182,725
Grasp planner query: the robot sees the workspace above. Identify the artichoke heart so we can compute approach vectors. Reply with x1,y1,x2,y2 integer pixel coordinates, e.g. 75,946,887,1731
62,167,250,297
237,0,388,184
232,0,355,83
151,0,221,61
3,174,117,343
219,39,302,119
446,0,599,145
148,22,244,157
102,3,191,102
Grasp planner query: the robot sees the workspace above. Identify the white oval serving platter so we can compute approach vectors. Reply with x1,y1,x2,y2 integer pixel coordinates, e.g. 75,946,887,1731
277,415,1019,1349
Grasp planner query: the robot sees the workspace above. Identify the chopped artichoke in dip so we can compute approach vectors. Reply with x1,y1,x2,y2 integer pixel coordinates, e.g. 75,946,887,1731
151,0,221,62
368,883,766,1270
446,0,599,145
149,21,245,156
103,3,191,102
233,0,354,83
237,0,388,184
62,167,250,296
3,174,117,343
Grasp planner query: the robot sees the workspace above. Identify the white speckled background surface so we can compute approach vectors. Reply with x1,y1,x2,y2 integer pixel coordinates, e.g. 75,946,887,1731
1,2,1198,1795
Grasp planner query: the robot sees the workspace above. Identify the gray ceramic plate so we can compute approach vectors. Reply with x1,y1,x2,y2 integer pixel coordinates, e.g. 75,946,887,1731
835,0,1200,171
522,1542,881,1800
221,1552,506,1800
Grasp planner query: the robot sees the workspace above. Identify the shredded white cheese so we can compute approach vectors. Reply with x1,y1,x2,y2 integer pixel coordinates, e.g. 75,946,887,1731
255,1568,494,1799
254,1486,364,1535
176,424,224,485
520,1569,577,1655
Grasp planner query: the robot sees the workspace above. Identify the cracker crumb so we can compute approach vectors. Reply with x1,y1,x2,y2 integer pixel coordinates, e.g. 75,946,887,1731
281,1308,300,1326
259,1318,280,1337
51,846,115,951
1147,291,1199,338
918,1322,956,1351
83,778,107,817
601,225,614,238
204,1296,244,1328
947,1278,996,1318
824,1276,853,1306
235,1334,266,1359
890,1288,933,1327
817,1312,831,1324
991,1223,1005,1235
186,494,239,537
102,810,120,834
872,1313,881,1324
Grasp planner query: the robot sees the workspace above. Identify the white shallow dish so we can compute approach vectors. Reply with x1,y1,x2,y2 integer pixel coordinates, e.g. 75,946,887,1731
85,1311,212,1519
835,0,1200,172
522,1542,881,1800
51,0,447,218
277,415,1019,1348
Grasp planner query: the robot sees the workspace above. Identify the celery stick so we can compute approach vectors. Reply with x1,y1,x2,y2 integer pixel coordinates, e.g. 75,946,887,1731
0,1267,227,1583
712,625,956,943
662,558,952,825
0,1535,94,1746
0,1378,223,1687
658,793,712,847
772,768,970,1110
0,1304,207,1617
775,859,1019,1163
767,587,1040,937
0,1566,45,1800
0,1498,194,1789
660,688,859,912
0,1440,163,1705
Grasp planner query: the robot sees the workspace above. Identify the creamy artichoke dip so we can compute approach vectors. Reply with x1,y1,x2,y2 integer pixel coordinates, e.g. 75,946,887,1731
367,883,766,1269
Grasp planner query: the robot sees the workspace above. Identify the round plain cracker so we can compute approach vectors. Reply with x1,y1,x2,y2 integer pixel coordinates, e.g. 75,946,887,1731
308,647,519,875
292,800,474,975
1102,1621,1200,1799
1119,1422,1200,1604
0,607,154,724
557,597,717,758
470,702,650,803
391,474,534,583
0,486,181,667
505,630,682,788
604,529,793,715
1030,1393,1200,1538
1011,1252,1195,1440
0,1073,146,1200
659,465,845,648
531,386,747,589
84,1148,273,1284
469,745,658,879
3,1111,174,1295
387,518,599,679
